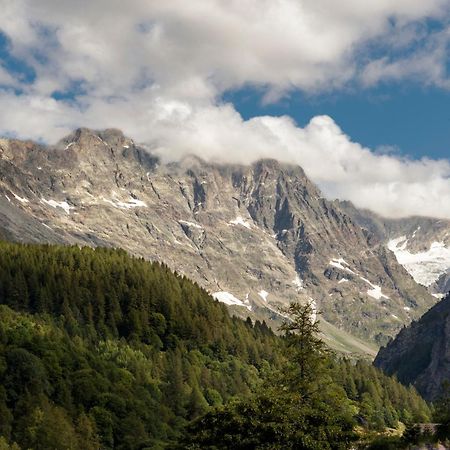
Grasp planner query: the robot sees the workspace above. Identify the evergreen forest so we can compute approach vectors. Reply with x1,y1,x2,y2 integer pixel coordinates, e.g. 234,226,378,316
0,241,435,449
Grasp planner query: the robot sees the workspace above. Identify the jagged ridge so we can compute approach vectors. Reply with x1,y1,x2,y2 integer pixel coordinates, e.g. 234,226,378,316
0,128,438,348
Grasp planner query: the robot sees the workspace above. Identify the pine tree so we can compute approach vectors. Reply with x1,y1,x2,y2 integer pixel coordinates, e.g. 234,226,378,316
278,301,330,397
180,302,357,449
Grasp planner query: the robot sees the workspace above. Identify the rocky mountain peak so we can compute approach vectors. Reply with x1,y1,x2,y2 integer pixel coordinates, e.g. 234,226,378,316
0,128,441,354
253,158,282,174
61,127,129,148
57,128,126,162
50,128,158,180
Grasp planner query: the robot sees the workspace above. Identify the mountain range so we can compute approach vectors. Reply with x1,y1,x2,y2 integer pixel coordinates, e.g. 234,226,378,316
0,128,449,354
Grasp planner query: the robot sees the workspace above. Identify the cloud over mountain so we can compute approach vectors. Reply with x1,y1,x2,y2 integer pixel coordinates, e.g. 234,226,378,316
0,0,449,218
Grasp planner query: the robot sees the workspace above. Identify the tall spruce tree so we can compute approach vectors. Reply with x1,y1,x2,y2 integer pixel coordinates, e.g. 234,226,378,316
179,301,357,449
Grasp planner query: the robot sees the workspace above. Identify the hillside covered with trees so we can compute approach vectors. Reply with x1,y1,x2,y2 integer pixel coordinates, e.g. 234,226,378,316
0,241,431,449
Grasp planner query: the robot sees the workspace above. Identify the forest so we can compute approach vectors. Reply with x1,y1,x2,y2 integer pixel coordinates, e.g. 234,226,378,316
0,241,437,449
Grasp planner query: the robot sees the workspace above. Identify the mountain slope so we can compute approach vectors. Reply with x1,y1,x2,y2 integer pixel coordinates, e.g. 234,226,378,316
0,240,280,448
0,241,431,449
0,129,437,346
374,293,450,401
340,202,450,298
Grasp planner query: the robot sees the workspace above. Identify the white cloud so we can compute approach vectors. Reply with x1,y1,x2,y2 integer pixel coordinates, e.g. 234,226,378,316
361,28,450,88
1,0,448,97
147,110,450,220
0,0,449,219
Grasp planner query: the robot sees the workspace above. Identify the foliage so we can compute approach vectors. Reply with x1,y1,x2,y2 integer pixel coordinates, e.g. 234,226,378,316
333,359,430,430
434,381,450,443
0,242,432,449
0,242,278,449
362,435,403,450
179,389,356,449
179,302,430,448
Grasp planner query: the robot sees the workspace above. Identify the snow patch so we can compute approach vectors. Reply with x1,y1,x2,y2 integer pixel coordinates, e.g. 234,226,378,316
64,142,74,150
103,197,147,209
258,290,269,302
329,258,356,274
388,236,450,286
4,194,10,203
403,306,411,311
12,192,29,204
212,291,251,311
338,278,349,284
309,298,317,322
229,216,252,229
292,275,304,290
96,135,107,146
359,276,389,300
367,286,389,300
41,198,74,214
179,220,203,229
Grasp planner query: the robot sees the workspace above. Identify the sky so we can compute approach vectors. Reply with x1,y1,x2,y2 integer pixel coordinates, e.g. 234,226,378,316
225,85,450,161
0,0,449,218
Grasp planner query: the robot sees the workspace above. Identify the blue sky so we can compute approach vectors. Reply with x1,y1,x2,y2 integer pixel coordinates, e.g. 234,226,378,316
0,0,449,218
225,83,450,161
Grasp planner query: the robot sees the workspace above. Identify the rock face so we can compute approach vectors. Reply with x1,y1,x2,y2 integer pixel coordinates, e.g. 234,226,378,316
434,272,450,296
374,293,450,401
0,128,438,348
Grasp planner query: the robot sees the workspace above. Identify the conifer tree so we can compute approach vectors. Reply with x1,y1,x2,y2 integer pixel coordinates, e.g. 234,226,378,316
278,301,330,397
180,301,357,449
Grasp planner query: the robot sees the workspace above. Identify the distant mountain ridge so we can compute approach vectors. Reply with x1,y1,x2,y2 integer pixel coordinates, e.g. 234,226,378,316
0,128,445,351
340,202,450,298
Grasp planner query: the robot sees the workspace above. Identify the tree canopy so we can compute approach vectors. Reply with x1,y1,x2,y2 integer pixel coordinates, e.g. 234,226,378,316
0,241,431,449
178,301,429,449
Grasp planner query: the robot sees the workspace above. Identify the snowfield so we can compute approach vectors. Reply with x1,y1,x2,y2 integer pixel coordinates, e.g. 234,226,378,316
388,236,450,286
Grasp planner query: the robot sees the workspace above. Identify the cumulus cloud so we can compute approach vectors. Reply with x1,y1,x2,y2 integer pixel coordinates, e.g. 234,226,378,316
145,110,450,220
0,0,449,218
